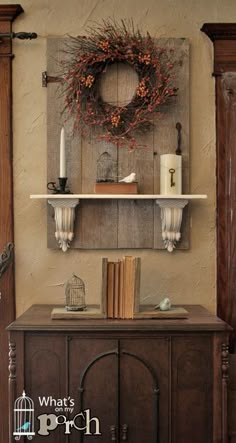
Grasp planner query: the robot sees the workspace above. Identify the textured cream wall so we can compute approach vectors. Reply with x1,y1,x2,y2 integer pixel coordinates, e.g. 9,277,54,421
5,0,235,316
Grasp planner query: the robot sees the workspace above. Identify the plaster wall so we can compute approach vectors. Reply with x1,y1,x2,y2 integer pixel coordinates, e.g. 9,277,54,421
4,0,233,316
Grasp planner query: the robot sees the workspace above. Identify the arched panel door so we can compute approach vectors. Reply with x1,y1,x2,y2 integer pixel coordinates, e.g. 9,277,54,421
25,333,67,443
69,338,119,443
69,337,169,442
120,338,169,443
171,336,212,443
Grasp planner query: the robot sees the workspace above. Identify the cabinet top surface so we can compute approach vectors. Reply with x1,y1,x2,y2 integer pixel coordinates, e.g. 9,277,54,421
7,304,231,332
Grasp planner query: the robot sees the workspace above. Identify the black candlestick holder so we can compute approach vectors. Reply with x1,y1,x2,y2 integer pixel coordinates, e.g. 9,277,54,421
47,177,72,194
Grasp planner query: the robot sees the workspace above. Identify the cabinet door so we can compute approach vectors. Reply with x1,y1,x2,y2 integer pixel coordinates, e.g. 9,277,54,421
69,337,118,443
25,333,67,443
120,338,169,443
171,336,213,443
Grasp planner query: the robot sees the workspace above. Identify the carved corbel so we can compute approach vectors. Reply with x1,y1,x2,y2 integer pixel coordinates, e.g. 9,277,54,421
48,199,79,252
155,199,188,252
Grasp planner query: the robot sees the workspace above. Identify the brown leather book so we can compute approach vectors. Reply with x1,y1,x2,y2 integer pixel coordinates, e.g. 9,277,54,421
107,262,115,318
114,262,120,319
123,256,135,319
123,256,141,319
118,259,124,319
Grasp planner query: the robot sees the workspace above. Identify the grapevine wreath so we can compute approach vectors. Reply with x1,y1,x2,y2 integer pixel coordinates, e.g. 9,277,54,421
62,20,177,150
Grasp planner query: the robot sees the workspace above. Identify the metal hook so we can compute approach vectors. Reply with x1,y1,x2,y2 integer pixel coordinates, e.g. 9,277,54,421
175,122,182,155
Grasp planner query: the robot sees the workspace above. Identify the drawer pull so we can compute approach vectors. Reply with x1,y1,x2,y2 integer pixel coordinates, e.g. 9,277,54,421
110,424,116,441
121,424,128,440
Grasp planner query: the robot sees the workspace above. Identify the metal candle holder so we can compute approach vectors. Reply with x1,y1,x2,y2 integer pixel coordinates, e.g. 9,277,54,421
47,177,72,194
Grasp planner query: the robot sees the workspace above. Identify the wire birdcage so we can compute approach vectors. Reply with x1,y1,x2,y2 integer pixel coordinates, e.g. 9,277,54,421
13,390,35,440
96,151,117,182
65,273,86,311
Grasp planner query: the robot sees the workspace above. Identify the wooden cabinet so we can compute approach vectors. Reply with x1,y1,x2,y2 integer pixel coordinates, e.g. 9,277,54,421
8,304,230,443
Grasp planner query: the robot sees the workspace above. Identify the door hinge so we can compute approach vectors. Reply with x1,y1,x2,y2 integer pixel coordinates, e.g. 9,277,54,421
0,32,37,43
0,242,14,278
42,71,62,87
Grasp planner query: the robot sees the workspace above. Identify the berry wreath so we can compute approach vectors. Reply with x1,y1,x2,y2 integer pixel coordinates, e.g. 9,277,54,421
62,20,177,150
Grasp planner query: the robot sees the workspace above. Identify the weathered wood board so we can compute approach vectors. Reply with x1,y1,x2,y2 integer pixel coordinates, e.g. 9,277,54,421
134,305,189,319
51,306,106,319
47,37,189,250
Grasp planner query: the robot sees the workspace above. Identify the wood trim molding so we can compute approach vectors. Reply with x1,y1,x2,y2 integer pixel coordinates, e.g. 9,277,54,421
201,23,236,41
202,24,236,350
202,24,236,75
0,6,23,443
0,4,23,21
8,340,16,442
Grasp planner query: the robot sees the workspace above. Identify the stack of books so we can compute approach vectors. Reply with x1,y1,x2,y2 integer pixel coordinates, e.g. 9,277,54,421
106,256,141,319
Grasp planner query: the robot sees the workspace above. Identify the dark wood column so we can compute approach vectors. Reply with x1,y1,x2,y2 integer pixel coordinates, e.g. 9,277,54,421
0,5,23,443
201,24,236,442
201,24,236,346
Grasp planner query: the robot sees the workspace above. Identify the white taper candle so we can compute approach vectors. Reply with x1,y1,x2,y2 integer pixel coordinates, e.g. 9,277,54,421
160,154,182,195
60,127,66,177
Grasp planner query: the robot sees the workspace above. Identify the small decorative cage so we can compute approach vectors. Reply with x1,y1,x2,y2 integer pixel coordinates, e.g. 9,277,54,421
13,390,35,440
65,273,86,311
96,151,117,182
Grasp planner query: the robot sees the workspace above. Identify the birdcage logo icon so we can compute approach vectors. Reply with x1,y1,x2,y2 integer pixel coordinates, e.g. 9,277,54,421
13,390,35,440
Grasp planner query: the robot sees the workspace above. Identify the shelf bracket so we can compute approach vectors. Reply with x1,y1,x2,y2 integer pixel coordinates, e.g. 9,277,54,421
155,199,189,252
48,198,79,252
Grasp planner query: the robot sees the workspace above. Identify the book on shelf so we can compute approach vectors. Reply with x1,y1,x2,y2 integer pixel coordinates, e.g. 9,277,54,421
94,182,138,194
114,262,120,319
133,256,141,315
106,256,141,319
103,256,188,320
123,256,135,319
118,259,124,319
107,262,115,318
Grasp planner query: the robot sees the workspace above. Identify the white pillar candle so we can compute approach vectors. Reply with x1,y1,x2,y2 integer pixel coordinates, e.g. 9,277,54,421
160,154,182,195
60,127,66,177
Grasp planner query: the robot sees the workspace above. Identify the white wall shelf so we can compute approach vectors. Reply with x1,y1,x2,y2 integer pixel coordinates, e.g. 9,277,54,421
30,194,207,200
31,194,207,252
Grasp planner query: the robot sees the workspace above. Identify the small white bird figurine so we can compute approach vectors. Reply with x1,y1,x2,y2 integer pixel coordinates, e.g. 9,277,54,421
155,297,171,311
119,172,136,183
